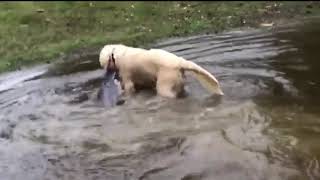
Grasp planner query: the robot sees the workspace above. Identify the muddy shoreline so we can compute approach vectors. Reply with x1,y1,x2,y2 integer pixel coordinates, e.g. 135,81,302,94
44,15,318,77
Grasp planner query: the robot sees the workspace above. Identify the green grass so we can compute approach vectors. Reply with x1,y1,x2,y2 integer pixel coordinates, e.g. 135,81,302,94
1,1,320,73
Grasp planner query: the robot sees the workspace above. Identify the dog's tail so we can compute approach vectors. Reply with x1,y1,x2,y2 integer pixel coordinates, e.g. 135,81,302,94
179,59,224,95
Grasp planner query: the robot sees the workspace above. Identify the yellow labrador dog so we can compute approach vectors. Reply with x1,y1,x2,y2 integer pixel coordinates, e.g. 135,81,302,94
99,44,224,98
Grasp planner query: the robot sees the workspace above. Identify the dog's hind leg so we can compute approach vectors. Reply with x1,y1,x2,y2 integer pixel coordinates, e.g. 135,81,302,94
156,69,184,98
121,74,136,96
156,83,176,98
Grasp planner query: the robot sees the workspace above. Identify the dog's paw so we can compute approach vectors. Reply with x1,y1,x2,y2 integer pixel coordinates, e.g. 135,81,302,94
116,99,125,106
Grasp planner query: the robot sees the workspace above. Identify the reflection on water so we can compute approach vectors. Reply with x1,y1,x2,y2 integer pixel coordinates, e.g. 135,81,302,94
1,18,320,180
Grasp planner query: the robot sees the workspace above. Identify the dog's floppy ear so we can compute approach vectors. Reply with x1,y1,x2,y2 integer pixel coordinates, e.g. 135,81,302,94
105,48,116,71
111,50,115,64
108,47,121,81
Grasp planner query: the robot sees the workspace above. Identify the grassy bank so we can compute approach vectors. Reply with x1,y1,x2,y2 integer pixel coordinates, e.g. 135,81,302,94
1,1,320,73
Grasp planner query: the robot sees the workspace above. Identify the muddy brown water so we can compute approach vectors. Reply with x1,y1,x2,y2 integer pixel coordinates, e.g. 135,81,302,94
1,18,320,180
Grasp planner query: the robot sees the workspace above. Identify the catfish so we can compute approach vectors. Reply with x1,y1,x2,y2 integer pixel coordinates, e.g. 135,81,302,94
99,69,125,108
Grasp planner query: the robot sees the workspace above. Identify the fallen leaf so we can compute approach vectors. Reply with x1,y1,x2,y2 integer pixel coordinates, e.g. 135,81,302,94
36,9,45,13
260,22,274,27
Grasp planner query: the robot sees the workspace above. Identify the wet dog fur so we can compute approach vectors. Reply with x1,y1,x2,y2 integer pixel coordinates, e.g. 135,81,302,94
99,44,224,98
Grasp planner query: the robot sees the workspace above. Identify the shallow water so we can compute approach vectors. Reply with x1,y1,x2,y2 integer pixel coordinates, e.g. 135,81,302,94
1,18,320,180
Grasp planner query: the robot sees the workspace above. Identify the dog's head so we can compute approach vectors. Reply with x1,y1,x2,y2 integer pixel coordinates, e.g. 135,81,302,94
99,45,116,70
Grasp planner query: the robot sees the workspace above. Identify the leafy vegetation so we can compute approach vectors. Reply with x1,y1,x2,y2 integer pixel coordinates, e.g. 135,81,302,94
1,1,320,73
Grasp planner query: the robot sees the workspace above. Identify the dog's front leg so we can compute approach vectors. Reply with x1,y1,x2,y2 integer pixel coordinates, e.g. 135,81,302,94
122,78,135,96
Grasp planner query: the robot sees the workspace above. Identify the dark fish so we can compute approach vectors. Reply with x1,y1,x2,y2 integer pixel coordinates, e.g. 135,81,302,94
99,70,125,108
